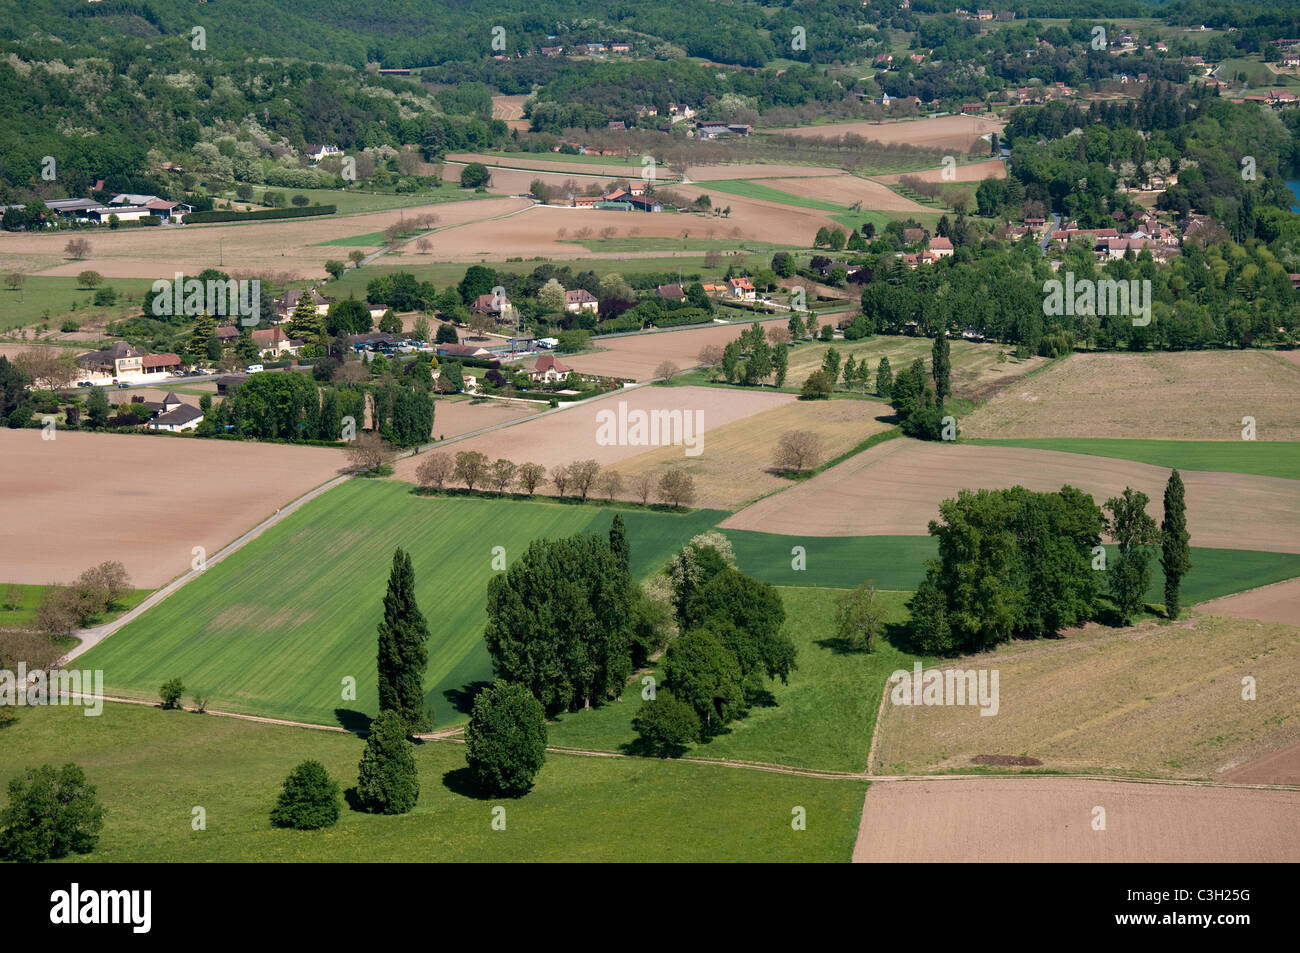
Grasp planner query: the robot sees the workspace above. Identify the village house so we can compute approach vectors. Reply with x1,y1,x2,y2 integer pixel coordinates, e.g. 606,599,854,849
437,343,491,359
251,327,302,358
214,326,241,346
147,403,205,433
928,236,954,258
727,277,757,300
902,227,925,245
656,283,686,302
277,289,329,322
306,144,343,163
529,353,572,383
77,341,145,379
470,293,512,318
565,289,599,313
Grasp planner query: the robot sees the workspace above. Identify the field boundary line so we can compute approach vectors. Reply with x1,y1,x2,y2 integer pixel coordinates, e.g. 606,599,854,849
864,675,891,777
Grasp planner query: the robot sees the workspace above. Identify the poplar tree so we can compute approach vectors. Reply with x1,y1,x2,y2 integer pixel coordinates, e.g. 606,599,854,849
608,514,630,574
932,330,951,406
1160,469,1191,619
376,548,432,734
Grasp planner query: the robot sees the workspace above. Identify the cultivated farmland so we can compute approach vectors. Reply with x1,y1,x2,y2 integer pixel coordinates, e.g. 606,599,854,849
871,615,1300,780
766,115,1005,152
961,350,1300,441
721,439,1300,553
854,778,1300,862
0,430,346,587
76,482,726,727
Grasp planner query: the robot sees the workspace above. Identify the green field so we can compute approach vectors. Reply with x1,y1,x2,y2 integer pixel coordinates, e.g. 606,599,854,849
0,584,151,630
0,703,866,861
0,276,154,332
698,179,849,212
222,181,481,216
721,529,1300,605
549,586,924,773
78,482,726,728
966,438,1300,481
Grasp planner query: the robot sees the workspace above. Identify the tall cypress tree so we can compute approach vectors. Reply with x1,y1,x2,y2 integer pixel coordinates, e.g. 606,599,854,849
1160,469,1191,619
609,514,630,574
376,548,432,733
875,356,893,398
932,330,951,406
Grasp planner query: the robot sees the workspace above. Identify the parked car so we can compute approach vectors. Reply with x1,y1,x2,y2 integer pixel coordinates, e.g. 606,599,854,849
246,364,264,373
77,381,94,388
117,382,130,389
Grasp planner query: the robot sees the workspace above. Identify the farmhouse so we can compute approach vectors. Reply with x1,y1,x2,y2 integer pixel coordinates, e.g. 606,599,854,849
142,353,182,376
529,353,572,383
565,289,598,313
214,325,241,346
306,144,343,162
657,283,686,302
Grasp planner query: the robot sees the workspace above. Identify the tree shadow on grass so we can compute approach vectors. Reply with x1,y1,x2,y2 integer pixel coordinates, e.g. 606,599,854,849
620,736,690,759
442,681,492,718
334,708,372,734
441,766,533,800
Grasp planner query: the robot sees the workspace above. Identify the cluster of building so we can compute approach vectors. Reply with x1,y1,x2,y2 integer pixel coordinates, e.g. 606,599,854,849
1,193,192,226
537,40,632,57
570,184,664,211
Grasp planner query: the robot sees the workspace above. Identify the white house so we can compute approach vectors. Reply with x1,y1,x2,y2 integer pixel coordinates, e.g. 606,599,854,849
147,404,204,432
565,289,598,313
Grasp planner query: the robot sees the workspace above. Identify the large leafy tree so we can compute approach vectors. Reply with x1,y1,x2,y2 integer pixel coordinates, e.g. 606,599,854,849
356,710,419,815
683,568,794,686
464,681,547,795
1160,469,1191,619
484,533,634,712
0,763,105,862
376,548,432,734
632,691,700,757
662,628,745,735
1105,487,1159,625
270,760,341,830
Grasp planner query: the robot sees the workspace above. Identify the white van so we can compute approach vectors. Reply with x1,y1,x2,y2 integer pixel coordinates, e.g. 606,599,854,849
246,364,264,373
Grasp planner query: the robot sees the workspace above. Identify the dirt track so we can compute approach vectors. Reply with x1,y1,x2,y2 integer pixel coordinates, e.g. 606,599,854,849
720,439,1300,553
854,777,1300,862
0,429,346,586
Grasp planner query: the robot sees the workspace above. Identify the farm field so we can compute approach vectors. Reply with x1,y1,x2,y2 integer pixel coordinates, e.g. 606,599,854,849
720,438,1300,553
444,152,646,176
853,778,1300,862
606,397,893,508
765,115,1005,152
871,614,1300,780
0,196,528,280
966,437,1300,481
872,158,1008,185
558,320,786,380
76,482,726,727
961,350,1300,441
549,587,924,773
1195,577,1300,625
392,384,793,483
738,174,941,215
1222,740,1300,785
430,395,543,441
0,275,154,333
0,429,346,587
0,703,866,862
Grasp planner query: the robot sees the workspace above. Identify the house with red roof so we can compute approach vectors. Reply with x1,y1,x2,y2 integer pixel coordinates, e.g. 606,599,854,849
530,353,572,383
